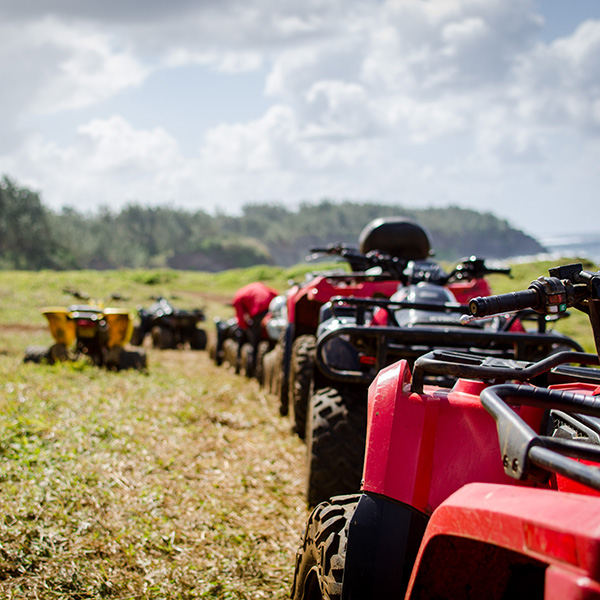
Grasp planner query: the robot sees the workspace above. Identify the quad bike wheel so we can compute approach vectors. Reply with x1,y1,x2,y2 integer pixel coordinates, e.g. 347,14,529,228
207,336,222,365
289,335,316,439
151,326,175,350
130,326,145,347
222,338,240,372
118,349,148,371
262,346,275,391
23,345,53,364
291,494,358,600
254,340,270,386
272,339,289,416
307,386,368,507
189,328,207,351
239,343,255,378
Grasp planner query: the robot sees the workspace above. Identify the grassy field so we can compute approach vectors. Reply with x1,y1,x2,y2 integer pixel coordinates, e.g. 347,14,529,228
0,258,597,599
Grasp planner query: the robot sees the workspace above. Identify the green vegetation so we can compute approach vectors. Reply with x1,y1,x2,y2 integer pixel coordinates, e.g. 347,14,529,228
1,175,544,271
0,258,597,597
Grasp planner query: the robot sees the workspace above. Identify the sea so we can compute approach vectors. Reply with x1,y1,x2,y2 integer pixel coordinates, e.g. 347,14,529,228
514,231,600,266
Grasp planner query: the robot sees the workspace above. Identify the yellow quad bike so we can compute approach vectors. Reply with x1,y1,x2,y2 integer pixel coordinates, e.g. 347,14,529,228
24,291,147,370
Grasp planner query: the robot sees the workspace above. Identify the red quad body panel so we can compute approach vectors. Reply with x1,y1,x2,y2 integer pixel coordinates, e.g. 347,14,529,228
287,274,493,333
447,277,493,304
362,360,547,514
405,483,600,599
286,275,401,332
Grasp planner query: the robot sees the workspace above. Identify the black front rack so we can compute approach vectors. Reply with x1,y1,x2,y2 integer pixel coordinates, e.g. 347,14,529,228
315,296,585,386
411,350,599,393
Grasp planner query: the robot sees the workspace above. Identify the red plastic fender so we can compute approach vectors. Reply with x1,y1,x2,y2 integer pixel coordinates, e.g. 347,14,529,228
405,483,600,599
362,361,546,514
286,275,400,326
447,277,493,304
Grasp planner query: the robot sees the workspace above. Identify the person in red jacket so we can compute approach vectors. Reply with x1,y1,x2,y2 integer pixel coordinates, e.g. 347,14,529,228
232,282,278,349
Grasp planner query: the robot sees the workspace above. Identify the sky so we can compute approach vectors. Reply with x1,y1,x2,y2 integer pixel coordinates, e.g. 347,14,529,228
1,0,599,240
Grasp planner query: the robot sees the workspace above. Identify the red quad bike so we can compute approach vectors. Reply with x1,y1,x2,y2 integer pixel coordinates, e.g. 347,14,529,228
255,293,288,387
291,262,600,600
271,217,432,435
304,257,582,506
211,294,284,378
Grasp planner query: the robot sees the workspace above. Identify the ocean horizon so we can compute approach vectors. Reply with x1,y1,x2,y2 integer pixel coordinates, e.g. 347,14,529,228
520,231,600,265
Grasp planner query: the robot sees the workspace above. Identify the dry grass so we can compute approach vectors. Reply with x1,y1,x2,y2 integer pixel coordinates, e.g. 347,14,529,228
0,344,309,599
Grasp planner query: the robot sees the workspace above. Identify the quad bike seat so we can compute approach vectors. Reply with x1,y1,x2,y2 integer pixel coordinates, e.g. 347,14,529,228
359,217,432,260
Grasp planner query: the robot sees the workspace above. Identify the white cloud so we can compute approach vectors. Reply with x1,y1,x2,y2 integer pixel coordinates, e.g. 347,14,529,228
0,0,598,235
3,116,183,211
512,20,600,133
0,17,149,116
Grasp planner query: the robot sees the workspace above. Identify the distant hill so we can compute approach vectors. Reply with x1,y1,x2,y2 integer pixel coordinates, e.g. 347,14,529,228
1,175,544,270
225,202,544,267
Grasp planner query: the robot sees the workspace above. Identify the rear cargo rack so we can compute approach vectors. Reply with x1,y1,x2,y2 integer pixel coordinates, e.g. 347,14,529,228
410,350,599,393
481,383,600,491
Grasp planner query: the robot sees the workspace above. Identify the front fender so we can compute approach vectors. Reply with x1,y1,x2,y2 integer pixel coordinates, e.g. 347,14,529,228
342,492,428,600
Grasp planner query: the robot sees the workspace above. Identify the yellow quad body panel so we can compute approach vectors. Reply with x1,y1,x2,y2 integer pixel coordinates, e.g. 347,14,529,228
42,308,76,346
103,308,133,347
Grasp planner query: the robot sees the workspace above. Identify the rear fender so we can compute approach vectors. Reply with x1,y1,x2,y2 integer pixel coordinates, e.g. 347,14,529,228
104,309,133,347
287,275,400,335
448,277,493,303
42,308,76,346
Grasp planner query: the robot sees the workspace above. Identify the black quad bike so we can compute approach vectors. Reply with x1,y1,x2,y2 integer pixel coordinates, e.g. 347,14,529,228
291,262,600,600
210,317,245,371
131,297,207,350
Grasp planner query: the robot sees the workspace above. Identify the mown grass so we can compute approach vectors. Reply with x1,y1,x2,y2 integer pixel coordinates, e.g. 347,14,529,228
0,257,597,598
0,316,309,597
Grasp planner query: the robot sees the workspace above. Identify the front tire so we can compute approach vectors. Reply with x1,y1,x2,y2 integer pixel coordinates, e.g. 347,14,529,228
291,494,358,600
151,326,175,349
239,343,254,378
23,345,52,364
306,386,368,507
289,335,316,438
254,340,270,385
190,328,207,350
118,349,148,371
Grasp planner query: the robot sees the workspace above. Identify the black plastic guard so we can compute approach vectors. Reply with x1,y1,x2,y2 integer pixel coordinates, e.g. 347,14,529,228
342,492,428,600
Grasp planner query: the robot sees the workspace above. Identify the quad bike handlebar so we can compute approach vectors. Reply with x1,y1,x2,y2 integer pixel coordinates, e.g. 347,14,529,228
469,288,541,317
307,244,403,275
470,264,596,317
446,256,511,282
464,262,600,491
469,262,600,357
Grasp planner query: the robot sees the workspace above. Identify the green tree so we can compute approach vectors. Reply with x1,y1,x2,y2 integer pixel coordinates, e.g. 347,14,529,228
0,176,69,269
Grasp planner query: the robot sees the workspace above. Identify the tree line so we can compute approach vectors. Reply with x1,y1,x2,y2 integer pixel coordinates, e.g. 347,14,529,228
0,175,544,271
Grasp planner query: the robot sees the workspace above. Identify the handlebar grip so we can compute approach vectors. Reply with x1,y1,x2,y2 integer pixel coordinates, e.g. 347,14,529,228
469,288,540,317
